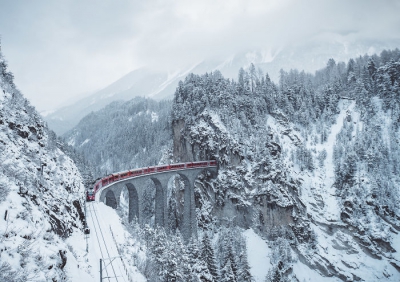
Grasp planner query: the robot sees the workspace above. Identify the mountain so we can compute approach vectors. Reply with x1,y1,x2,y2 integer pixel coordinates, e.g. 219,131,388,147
44,37,400,136
64,48,400,280
0,47,95,280
62,97,172,175
168,50,400,280
44,67,188,135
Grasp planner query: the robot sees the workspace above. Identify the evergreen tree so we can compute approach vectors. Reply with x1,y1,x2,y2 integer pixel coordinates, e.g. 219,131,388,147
224,236,238,280
162,232,190,282
220,260,235,282
265,266,281,282
187,238,213,282
201,233,219,281
237,249,252,282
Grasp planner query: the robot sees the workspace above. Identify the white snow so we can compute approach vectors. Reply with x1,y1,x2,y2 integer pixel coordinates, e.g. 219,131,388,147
63,202,146,282
213,56,234,72
148,62,201,98
313,100,355,222
295,99,400,281
308,222,400,281
292,260,338,282
83,202,146,282
244,229,271,281
392,232,400,262
151,111,159,122
80,139,90,147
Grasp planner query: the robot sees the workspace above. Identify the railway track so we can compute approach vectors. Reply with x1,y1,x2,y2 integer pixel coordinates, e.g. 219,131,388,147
87,202,128,281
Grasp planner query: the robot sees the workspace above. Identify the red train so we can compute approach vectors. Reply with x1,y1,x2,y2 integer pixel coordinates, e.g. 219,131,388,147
86,160,217,201
86,190,95,201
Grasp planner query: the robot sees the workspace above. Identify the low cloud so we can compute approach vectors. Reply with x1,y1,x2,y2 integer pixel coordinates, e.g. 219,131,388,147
0,0,399,110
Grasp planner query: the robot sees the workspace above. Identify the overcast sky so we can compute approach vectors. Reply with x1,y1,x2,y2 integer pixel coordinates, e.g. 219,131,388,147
1,0,400,111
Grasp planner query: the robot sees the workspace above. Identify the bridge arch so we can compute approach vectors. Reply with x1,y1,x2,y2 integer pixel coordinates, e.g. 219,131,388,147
105,190,117,209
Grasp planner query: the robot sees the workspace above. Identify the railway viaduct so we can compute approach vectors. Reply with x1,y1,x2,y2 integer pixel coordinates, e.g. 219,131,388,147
96,165,217,241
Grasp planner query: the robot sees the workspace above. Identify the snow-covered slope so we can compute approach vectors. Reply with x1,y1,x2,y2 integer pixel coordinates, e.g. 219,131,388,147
0,50,92,281
169,52,400,280
0,48,146,282
269,99,400,281
84,202,145,281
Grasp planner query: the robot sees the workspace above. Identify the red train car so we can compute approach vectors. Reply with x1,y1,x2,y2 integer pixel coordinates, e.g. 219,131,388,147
131,169,143,176
170,163,185,170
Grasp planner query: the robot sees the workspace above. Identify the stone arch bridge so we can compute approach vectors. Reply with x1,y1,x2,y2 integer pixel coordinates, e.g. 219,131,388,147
95,161,217,240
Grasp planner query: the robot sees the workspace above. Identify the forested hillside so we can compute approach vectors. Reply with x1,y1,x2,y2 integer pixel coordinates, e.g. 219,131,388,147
170,49,400,281
65,48,400,281
63,97,172,176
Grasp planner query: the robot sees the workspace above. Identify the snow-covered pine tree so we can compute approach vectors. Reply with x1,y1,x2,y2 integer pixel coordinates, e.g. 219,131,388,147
237,248,252,282
224,235,239,280
201,232,219,281
146,228,167,281
187,238,213,282
220,260,235,282
162,232,190,282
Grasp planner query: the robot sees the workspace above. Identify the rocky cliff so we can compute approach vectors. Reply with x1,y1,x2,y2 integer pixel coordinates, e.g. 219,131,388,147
0,48,88,281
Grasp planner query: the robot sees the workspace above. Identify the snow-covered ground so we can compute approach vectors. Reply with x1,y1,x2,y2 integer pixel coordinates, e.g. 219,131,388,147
65,202,146,282
264,99,400,281
312,100,356,222
268,100,356,224
244,229,271,281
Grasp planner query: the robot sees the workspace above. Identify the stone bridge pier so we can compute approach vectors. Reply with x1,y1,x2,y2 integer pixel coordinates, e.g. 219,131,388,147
98,167,217,241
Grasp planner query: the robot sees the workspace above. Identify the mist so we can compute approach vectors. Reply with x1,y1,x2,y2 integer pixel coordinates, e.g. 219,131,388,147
0,0,399,110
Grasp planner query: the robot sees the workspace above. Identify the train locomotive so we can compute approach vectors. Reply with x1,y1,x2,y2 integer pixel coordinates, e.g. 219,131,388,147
86,160,217,202
86,190,95,201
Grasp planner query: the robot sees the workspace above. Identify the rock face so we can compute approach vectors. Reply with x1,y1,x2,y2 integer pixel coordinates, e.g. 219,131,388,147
0,49,86,281
170,58,400,280
172,119,192,162
170,72,309,236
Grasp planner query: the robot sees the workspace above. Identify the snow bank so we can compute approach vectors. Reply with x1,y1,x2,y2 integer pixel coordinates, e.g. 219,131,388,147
244,229,271,281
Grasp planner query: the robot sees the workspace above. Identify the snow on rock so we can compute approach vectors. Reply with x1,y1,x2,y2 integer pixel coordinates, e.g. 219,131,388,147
290,98,400,281
293,260,338,282
0,51,92,281
311,99,356,222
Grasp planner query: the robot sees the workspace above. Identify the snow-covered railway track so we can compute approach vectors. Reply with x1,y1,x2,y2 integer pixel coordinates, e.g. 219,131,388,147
87,202,115,281
87,202,128,282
